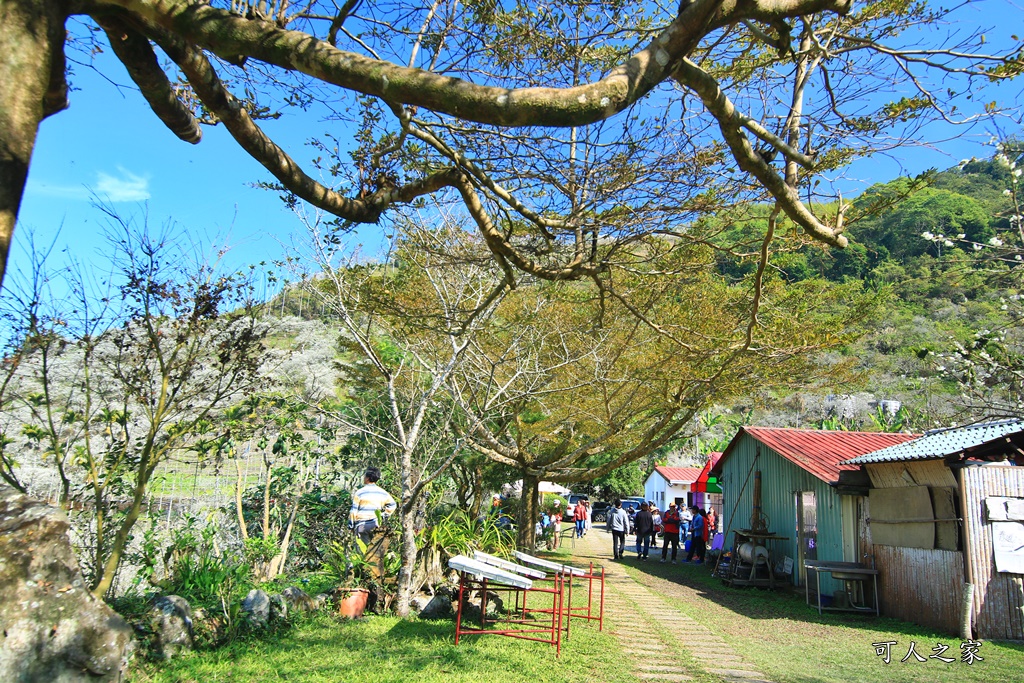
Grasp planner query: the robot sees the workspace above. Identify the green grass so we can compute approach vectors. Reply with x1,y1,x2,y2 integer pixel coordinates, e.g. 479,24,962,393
622,558,1024,683
138,611,632,683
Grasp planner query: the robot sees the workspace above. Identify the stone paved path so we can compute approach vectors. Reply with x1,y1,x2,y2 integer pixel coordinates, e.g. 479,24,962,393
567,530,774,683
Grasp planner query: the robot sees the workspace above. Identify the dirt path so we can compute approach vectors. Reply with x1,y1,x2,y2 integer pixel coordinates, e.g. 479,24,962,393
568,528,774,683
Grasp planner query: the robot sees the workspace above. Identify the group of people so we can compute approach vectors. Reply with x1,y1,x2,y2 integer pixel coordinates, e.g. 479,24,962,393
606,499,716,564
348,471,719,570
533,498,594,549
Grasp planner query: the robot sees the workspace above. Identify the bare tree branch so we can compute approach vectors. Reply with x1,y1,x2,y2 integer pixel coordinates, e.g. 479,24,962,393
88,0,853,128
95,14,201,143
673,58,849,248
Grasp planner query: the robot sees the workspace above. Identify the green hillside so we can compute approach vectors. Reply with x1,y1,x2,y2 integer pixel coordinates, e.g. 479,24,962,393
701,150,1023,435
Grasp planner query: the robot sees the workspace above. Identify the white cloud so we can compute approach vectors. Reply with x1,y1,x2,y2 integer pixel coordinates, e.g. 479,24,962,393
28,167,150,202
94,168,150,201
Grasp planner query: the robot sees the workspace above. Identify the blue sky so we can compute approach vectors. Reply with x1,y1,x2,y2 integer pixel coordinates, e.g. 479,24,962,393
11,3,1024,292
18,44,317,281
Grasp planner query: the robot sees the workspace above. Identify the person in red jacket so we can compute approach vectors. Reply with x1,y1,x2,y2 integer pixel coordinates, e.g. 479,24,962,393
573,500,588,538
660,502,682,563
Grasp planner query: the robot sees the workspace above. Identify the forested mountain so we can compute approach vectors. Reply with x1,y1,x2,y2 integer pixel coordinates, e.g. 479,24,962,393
697,152,1023,438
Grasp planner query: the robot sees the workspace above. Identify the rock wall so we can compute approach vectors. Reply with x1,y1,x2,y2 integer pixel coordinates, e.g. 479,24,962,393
0,486,134,682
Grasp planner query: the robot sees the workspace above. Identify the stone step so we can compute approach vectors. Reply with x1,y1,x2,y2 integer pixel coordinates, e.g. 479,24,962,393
706,668,768,679
637,664,688,672
637,674,692,682
683,654,738,662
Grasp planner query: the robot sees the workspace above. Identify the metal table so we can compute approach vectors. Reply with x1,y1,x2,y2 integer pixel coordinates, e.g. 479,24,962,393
804,560,880,616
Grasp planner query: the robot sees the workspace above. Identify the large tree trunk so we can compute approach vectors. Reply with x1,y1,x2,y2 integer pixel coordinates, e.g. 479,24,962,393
394,447,420,617
394,502,418,616
0,0,67,290
516,473,540,550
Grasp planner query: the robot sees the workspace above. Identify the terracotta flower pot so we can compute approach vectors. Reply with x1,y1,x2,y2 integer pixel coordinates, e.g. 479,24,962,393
337,588,370,619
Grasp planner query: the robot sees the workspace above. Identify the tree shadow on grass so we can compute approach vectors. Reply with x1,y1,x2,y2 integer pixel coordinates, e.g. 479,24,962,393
626,556,1024,649
188,615,584,682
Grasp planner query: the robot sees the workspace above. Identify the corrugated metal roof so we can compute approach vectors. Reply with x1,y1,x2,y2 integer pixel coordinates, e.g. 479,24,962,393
714,427,918,484
842,419,1024,464
653,466,703,484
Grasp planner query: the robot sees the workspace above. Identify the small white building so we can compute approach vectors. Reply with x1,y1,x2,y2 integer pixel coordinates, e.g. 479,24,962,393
503,480,571,497
643,466,702,510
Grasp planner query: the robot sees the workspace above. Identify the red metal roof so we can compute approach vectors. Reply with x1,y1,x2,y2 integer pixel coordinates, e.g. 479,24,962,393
713,427,918,484
652,466,703,484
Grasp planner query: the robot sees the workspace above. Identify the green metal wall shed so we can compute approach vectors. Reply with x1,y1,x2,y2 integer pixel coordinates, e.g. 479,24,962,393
712,427,917,589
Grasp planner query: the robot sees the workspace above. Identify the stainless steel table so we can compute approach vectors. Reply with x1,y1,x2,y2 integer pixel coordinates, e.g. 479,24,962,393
804,560,880,616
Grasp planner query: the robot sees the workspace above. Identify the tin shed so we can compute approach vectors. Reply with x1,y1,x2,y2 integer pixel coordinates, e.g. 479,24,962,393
844,419,1024,638
712,427,916,589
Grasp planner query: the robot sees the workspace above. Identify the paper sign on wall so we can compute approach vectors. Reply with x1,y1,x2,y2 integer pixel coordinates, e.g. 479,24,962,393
992,521,1024,574
986,496,1024,522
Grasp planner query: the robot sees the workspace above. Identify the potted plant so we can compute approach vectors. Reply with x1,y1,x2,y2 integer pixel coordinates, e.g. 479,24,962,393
326,538,373,619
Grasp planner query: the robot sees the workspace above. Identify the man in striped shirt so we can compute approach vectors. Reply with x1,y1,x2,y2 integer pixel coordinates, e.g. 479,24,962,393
349,467,398,545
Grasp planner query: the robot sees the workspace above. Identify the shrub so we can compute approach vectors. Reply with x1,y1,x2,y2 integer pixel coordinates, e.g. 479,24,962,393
425,509,516,559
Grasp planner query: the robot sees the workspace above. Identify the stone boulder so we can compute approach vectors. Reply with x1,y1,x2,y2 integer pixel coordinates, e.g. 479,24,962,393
409,591,452,619
241,589,270,627
269,593,288,622
146,595,193,660
0,485,134,682
457,589,504,623
313,593,332,610
280,586,316,613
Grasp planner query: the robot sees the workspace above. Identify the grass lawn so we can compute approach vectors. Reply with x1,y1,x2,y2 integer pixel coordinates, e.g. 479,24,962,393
137,596,632,683
623,558,1024,683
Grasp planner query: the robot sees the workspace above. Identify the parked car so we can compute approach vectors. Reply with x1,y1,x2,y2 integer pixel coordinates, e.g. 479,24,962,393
590,501,612,523
620,499,643,514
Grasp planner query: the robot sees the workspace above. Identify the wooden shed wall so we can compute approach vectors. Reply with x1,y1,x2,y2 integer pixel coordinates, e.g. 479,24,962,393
865,460,957,489
719,434,846,589
863,461,964,634
961,466,1024,640
873,544,964,634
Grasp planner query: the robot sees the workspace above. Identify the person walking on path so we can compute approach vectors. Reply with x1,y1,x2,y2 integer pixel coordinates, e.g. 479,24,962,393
633,502,655,560
608,499,630,559
573,499,588,538
660,502,682,563
685,505,706,563
583,500,593,536
349,466,398,546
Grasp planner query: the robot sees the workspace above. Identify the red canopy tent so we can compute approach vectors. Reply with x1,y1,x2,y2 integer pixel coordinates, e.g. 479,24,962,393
692,452,722,493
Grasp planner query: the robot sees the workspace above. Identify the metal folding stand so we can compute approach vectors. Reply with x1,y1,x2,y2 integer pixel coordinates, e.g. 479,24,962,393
449,555,565,656
512,551,606,638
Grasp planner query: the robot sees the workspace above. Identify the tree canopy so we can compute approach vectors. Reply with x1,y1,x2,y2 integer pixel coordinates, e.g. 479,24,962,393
2,0,1022,290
